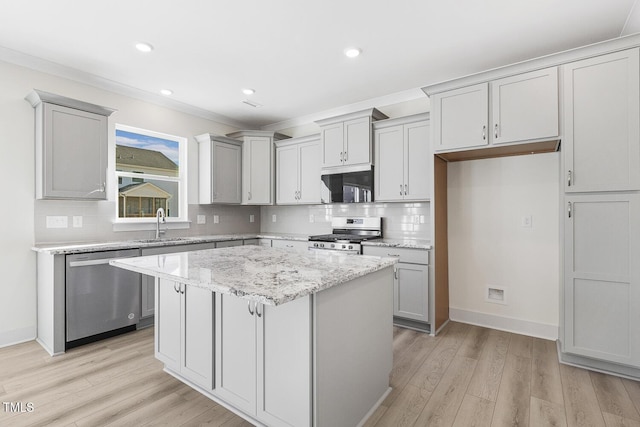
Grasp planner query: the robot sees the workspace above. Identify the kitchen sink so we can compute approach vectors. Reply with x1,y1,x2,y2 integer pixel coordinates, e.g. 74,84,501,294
133,237,195,244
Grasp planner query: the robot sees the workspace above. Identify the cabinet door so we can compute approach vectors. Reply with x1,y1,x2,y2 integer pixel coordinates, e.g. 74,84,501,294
491,67,559,145
395,263,429,322
375,125,405,201
215,293,257,414
404,121,431,200
216,240,242,248
181,285,214,389
298,141,321,203
276,144,299,205
43,103,107,199
155,278,181,371
564,194,640,367
321,122,344,167
257,296,311,427
244,137,273,204
432,83,489,152
564,49,640,192
213,140,242,203
343,116,371,166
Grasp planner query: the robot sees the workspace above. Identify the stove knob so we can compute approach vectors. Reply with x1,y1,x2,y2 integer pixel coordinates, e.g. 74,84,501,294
330,243,335,248
348,245,353,250
314,243,319,248
342,244,346,249
320,243,325,248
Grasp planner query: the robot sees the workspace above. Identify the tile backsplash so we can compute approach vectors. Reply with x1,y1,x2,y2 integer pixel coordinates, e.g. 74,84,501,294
260,202,431,240
34,200,430,244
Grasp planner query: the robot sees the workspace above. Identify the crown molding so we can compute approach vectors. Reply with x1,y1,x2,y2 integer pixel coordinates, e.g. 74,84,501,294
260,87,426,132
0,45,250,129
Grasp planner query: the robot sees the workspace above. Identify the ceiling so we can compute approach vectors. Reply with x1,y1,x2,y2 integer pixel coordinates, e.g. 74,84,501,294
0,0,637,129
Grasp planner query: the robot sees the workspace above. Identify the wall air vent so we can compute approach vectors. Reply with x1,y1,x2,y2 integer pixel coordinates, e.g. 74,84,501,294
486,286,507,304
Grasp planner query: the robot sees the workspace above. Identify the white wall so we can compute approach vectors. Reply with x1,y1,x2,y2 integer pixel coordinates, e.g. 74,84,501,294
0,59,254,347
447,152,560,339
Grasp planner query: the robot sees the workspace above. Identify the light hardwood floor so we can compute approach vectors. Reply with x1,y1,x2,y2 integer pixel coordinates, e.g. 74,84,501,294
1,322,639,426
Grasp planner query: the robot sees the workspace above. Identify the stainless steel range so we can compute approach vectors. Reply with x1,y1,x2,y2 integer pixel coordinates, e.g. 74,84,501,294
308,217,382,255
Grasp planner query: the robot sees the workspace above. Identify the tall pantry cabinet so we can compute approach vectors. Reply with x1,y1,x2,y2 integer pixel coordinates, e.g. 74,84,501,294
561,48,640,371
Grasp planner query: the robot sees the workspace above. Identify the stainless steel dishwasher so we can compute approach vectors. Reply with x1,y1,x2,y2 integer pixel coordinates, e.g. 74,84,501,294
66,249,141,346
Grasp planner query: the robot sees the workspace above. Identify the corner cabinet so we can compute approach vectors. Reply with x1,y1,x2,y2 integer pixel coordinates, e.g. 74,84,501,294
215,293,312,427
430,67,559,153
374,114,431,201
25,89,116,200
316,108,387,172
226,131,289,205
563,194,640,368
275,134,321,204
196,134,242,204
563,48,640,193
155,279,214,390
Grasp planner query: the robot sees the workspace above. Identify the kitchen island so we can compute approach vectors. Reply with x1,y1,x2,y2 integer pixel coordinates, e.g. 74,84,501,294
111,245,396,427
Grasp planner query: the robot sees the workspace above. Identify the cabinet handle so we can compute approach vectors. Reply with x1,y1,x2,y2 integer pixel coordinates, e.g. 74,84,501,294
344,151,348,161
247,301,254,315
404,184,408,195
482,125,486,140
567,170,572,187
256,303,262,318
494,123,499,139
100,182,106,193
394,268,398,280
180,284,185,294
340,152,343,162
388,253,400,257
173,283,180,294
568,202,572,218
248,191,252,201
399,184,403,196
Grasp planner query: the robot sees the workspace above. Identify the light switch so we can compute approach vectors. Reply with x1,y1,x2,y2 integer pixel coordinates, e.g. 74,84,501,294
197,215,206,224
213,215,219,224
309,214,315,223
250,214,255,223
46,216,68,229
72,216,83,228
272,214,277,222
521,215,532,228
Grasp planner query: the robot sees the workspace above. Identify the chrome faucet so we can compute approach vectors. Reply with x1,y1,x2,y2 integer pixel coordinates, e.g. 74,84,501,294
155,207,166,239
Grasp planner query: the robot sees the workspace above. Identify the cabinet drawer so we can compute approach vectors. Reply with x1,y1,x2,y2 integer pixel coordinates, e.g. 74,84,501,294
363,246,429,265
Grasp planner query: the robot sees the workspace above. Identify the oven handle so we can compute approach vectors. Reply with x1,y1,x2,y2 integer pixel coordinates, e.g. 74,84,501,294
308,247,361,256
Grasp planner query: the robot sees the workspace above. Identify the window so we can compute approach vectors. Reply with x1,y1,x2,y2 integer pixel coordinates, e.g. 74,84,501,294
115,125,187,222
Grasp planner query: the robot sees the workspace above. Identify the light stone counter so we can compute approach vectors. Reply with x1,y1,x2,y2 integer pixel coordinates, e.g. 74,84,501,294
363,238,432,250
110,245,397,306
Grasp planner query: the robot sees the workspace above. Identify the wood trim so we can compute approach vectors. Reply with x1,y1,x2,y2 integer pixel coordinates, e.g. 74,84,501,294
435,140,560,162
434,155,449,331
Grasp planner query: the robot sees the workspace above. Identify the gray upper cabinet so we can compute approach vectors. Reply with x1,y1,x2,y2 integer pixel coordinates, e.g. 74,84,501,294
196,133,242,204
275,134,321,205
374,114,431,202
563,48,640,193
316,108,387,172
431,67,558,153
25,89,116,200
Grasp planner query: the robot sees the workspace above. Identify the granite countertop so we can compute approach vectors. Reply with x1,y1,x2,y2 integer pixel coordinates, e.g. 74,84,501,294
32,233,309,255
110,245,397,306
362,238,432,250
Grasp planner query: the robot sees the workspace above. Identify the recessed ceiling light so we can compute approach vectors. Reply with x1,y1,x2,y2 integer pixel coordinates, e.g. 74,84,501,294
135,42,154,53
160,89,173,96
344,47,361,58
242,88,255,95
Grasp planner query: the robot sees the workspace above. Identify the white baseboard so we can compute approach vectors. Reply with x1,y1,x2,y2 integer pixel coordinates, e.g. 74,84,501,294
0,326,36,349
449,308,558,340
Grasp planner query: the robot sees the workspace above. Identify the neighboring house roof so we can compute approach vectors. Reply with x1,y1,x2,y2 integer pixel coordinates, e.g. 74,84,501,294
116,145,178,171
118,182,172,199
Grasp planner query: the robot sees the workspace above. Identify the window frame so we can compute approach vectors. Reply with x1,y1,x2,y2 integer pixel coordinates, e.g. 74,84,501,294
114,124,188,225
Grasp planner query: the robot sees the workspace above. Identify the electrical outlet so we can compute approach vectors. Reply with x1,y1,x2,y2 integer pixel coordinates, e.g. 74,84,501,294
72,216,83,228
213,215,219,224
272,214,277,222
521,215,532,228
419,215,425,224
46,216,68,229
309,214,315,223
197,215,206,224
414,215,420,224
250,214,255,223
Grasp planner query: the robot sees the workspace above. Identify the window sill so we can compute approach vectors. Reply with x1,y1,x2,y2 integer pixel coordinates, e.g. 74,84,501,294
112,220,191,233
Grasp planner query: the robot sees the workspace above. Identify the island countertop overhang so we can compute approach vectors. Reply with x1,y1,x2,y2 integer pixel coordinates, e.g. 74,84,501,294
110,245,397,306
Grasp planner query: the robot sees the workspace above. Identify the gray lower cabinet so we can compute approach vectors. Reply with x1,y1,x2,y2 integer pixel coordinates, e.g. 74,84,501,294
363,246,429,324
141,242,217,318
155,279,214,389
271,239,309,253
563,194,640,368
215,240,243,248
215,293,311,427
